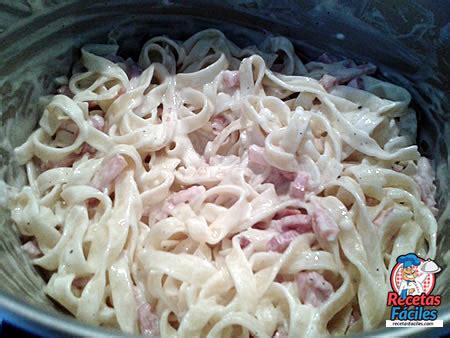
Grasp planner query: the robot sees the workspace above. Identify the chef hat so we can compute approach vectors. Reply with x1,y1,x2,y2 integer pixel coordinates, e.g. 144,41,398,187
397,253,421,268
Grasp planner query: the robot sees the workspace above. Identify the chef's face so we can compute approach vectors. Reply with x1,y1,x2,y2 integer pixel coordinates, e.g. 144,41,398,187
402,266,417,281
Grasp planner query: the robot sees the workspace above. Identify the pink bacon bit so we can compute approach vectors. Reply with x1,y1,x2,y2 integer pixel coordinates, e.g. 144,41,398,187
273,328,288,338
158,186,206,219
289,172,311,199
248,145,267,167
332,63,376,84
37,153,81,171
239,236,251,249
349,307,361,326
373,207,394,226
296,271,334,307
271,214,312,233
72,276,91,289
90,154,128,192
248,145,297,191
317,53,339,64
222,70,240,88
267,230,299,253
413,157,438,215
57,85,74,98
134,287,160,337
252,221,268,230
88,101,99,110
365,195,379,207
312,205,340,241
211,114,229,134
170,186,205,205
319,74,338,92
265,168,296,187
392,163,404,172
21,240,42,258
275,274,286,283
89,115,105,131
78,143,96,155
138,303,160,337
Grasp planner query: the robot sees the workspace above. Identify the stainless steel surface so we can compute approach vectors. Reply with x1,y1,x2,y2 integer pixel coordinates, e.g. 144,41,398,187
0,0,448,336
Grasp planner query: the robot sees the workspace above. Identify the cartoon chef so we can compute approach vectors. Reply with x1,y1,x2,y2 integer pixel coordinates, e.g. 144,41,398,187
397,253,423,298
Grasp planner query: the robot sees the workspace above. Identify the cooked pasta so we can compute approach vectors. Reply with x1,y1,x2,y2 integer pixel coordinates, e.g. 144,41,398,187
7,29,438,337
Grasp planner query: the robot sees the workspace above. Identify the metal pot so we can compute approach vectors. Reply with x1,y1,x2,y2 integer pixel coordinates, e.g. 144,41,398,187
0,0,448,336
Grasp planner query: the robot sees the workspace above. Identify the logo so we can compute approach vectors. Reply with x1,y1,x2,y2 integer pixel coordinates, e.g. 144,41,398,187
386,253,443,328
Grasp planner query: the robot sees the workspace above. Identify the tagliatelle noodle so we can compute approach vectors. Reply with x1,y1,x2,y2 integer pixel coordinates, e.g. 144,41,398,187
7,29,438,337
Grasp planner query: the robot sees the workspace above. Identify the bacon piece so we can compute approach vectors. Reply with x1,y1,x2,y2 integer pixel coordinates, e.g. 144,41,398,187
349,307,361,326
365,196,379,206
37,153,81,170
88,101,99,110
138,303,160,336
158,186,206,220
289,172,311,199
373,207,395,226
332,63,376,84
392,163,404,172
248,145,267,167
90,154,128,192
134,287,160,337
252,221,269,230
312,206,339,241
222,70,240,88
268,208,311,252
57,85,74,98
87,198,100,209
89,115,105,131
78,143,96,155
275,274,286,283
317,53,341,64
264,168,297,195
170,186,205,205
271,214,312,233
211,114,229,134
267,230,299,253
72,276,91,289
265,169,296,185
21,240,42,258
296,271,334,307
248,145,296,192
319,74,337,92
413,157,438,214
239,236,250,249
273,328,288,338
